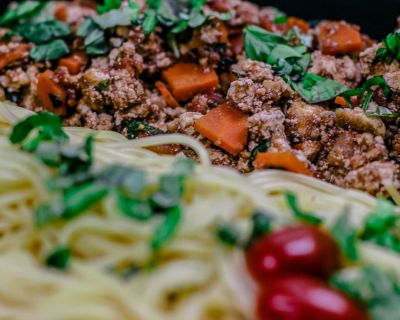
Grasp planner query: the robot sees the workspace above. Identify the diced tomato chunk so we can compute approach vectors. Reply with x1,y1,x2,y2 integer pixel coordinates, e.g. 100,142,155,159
318,21,363,55
162,63,219,102
195,103,248,156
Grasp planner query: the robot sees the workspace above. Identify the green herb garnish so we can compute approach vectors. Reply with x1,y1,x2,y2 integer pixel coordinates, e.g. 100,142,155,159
95,80,111,91
30,39,70,61
45,247,71,270
10,112,68,151
376,32,400,64
16,20,71,44
217,224,241,247
249,212,272,241
244,25,347,103
289,73,348,104
97,0,122,14
151,205,181,250
332,266,400,320
331,207,359,261
11,114,193,254
78,3,139,56
142,0,231,36
0,1,45,26
361,198,400,253
126,120,164,139
342,76,391,108
366,106,400,118
285,192,322,225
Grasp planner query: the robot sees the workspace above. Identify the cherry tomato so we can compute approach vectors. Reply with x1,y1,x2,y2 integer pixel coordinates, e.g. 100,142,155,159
257,274,369,320
246,226,340,282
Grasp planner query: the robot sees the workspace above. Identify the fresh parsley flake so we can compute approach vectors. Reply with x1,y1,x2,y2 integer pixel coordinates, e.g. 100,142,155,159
45,247,71,270
285,192,322,225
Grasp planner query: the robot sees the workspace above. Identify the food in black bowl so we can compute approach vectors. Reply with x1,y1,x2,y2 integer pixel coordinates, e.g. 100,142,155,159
0,1,400,319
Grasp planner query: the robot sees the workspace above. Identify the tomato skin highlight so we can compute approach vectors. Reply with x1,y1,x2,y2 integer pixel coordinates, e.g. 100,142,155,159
246,226,340,282
257,274,369,320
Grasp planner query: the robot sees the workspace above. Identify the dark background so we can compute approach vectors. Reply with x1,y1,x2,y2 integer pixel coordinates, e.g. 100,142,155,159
0,1,398,39
252,0,398,39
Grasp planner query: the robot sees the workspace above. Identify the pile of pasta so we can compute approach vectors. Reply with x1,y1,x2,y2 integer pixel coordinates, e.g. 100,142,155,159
0,102,399,320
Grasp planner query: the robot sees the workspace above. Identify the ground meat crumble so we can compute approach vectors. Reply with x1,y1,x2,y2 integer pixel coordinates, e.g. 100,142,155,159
1,0,400,197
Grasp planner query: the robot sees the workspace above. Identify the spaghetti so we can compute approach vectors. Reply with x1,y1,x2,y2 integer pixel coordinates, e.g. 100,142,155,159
0,102,399,320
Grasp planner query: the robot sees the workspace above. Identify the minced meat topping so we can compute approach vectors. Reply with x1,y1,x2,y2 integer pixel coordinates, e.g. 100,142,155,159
1,0,400,196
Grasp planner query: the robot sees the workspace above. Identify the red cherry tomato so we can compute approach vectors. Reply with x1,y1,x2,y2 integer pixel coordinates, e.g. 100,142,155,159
257,274,369,320
246,226,340,282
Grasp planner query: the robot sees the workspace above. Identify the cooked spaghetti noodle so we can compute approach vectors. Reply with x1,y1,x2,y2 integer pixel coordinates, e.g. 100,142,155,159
0,102,399,320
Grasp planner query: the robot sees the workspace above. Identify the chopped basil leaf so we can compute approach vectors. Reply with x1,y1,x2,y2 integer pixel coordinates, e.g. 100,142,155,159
95,80,111,91
143,0,229,36
10,112,68,150
366,106,400,118
170,157,195,177
151,158,194,209
30,39,70,61
332,267,400,320
269,7,288,25
289,73,348,104
16,20,71,44
127,120,163,139
244,25,345,102
118,194,153,221
62,182,109,220
376,32,400,64
342,76,390,109
244,25,310,82
36,200,65,226
151,206,181,250
79,4,139,56
285,192,322,225
244,25,286,61
99,165,147,197
152,175,184,209
77,18,97,38
128,0,140,23
45,247,71,270
275,15,288,25
0,1,44,26
93,7,134,29
142,9,158,35
167,32,181,57
84,28,108,56
217,224,241,246
361,198,400,253
97,0,122,14
250,212,272,240
331,207,359,261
